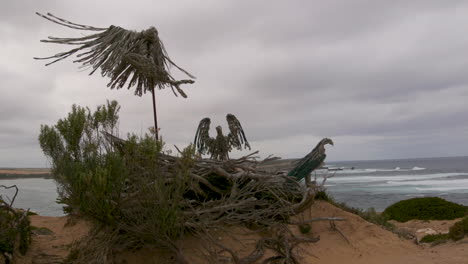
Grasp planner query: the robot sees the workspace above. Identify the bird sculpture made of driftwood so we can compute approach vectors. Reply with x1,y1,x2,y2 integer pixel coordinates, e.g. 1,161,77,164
34,12,195,140
194,114,251,160
287,138,334,182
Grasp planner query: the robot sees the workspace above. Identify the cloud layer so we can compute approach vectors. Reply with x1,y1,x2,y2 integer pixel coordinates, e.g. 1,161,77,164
1,1,468,167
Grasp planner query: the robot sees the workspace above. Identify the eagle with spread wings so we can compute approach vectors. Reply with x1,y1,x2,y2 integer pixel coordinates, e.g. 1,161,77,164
194,114,251,160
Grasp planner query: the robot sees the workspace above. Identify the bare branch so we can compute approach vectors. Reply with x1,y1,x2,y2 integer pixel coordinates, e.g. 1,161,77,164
0,184,19,207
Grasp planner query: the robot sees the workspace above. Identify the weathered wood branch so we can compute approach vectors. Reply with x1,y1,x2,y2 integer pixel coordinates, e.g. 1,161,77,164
289,217,345,225
0,184,19,207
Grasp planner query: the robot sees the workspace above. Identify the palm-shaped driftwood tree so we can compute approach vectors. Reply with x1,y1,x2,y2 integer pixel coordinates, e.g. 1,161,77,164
34,13,195,140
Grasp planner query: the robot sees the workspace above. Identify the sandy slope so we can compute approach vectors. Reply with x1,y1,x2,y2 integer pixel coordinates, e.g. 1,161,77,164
14,216,90,264
11,201,468,264
296,201,468,264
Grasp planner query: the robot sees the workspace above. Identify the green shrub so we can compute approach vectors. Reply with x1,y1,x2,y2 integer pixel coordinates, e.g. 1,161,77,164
420,233,449,244
449,216,468,241
38,100,195,249
314,191,332,202
0,209,17,253
0,208,31,255
383,197,467,222
39,100,127,225
298,224,311,234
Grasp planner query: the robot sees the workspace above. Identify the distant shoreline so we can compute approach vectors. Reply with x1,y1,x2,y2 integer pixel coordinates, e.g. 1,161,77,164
0,169,52,180
0,173,52,180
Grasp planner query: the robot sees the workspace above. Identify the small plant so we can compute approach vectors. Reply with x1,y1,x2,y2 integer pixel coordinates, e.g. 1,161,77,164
31,226,54,235
420,233,450,244
314,190,332,202
448,216,468,241
298,224,312,234
384,197,467,222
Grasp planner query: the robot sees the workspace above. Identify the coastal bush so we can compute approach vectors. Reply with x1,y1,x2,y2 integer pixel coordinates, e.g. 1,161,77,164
39,100,127,225
314,190,332,201
383,197,467,222
39,101,202,256
448,216,468,241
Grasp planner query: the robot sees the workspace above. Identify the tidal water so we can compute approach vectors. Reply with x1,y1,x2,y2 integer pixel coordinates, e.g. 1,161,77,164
1,156,467,216
0,178,63,216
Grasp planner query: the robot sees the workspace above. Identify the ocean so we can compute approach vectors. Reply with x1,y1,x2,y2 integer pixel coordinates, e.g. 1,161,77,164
322,156,468,211
1,156,467,216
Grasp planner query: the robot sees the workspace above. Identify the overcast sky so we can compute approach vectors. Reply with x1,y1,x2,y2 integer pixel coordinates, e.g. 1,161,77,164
1,1,468,167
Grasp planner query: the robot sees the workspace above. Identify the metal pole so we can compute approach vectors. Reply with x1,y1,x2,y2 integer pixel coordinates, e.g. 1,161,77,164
151,89,159,140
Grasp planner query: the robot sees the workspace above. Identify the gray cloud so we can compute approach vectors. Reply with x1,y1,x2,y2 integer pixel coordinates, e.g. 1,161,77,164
1,1,468,167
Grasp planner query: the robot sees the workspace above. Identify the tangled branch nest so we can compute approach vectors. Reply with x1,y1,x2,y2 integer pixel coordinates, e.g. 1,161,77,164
125,149,317,228
107,144,329,263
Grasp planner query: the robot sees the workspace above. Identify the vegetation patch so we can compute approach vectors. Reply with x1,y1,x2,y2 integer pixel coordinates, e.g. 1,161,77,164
383,197,467,222
0,185,32,260
31,226,54,236
448,216,468,241
420,233,450,244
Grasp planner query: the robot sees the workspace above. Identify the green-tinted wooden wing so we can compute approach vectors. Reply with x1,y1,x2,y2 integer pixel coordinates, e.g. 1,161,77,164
288,138,334,181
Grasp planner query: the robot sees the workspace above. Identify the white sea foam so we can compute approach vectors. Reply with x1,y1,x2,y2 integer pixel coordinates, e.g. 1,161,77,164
334,166,426,174
415,187,468,192
405,194,425,197
387,178,468,187
328,173,468,183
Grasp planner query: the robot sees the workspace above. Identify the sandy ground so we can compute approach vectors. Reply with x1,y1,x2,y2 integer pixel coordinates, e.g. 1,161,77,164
14,216,90,264
297,201,468,264
11,201,468,264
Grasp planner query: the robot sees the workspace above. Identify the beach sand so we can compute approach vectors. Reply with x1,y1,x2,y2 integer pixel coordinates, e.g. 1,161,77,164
12,201,468,263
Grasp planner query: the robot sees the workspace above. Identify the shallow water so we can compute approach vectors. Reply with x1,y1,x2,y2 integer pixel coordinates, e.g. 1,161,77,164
0,178,63,216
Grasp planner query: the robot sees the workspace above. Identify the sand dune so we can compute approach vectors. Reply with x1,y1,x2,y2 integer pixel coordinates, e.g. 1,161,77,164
13,201,468,263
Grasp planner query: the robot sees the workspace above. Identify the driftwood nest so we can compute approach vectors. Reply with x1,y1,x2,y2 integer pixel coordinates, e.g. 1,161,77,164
61,133,339,263
125,150,318,228
112,145,331,263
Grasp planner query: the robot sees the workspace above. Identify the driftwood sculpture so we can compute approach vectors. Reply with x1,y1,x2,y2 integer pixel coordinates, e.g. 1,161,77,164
194,114,251,160
288,138,334,183
90,133,338,262
34,13,195,140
